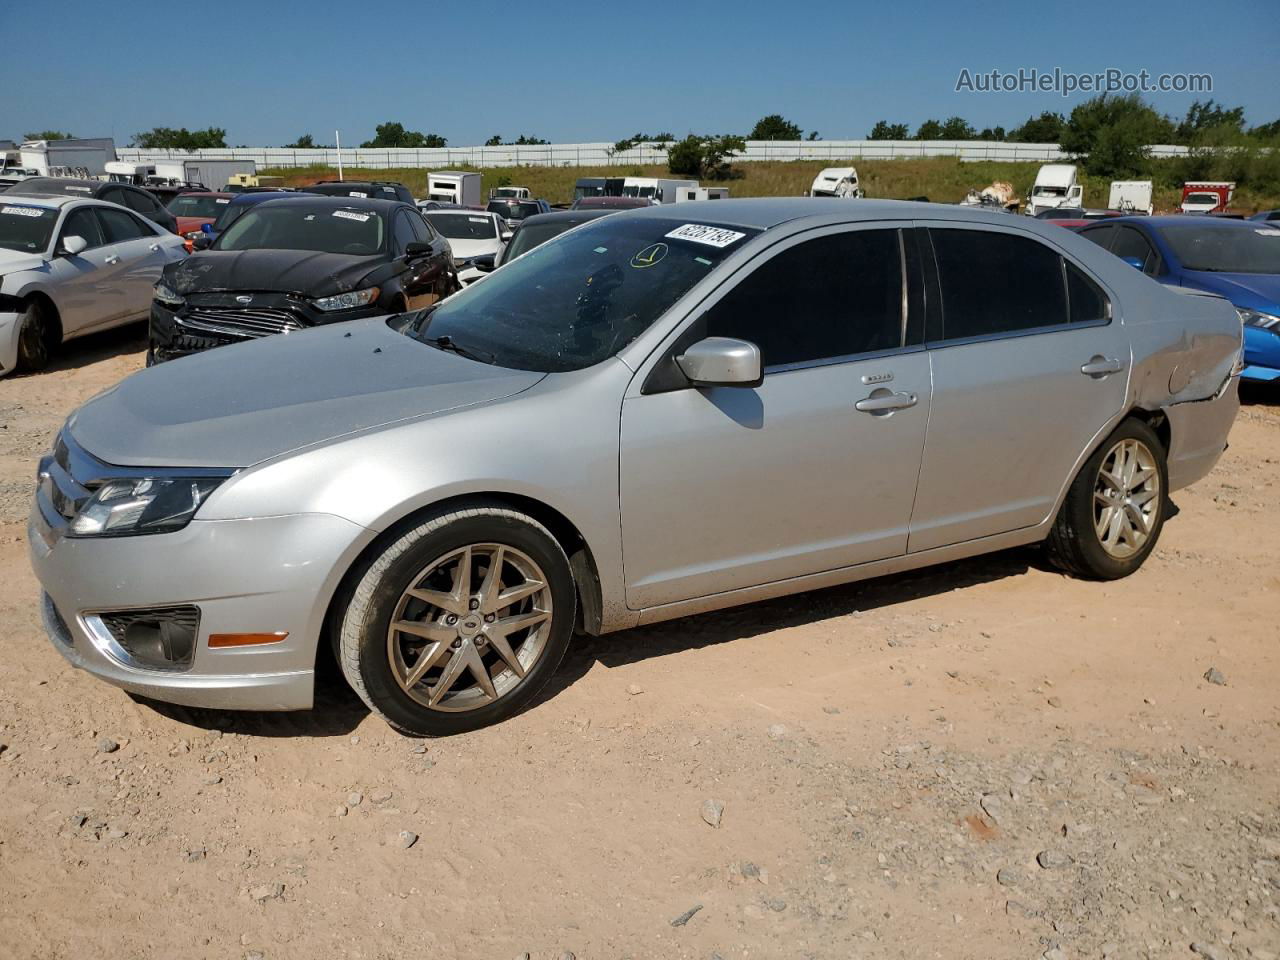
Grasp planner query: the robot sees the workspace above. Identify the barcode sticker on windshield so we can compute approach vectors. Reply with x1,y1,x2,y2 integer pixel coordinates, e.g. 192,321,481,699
665,223,746,248
333,210,370,222
348,191,368,198
468,216,488,223
216,198,230,204
1,205,44,217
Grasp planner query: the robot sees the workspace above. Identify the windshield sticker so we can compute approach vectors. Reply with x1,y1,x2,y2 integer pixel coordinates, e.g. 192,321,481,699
348,191,368,198
67,186,92,193
1,205,45,217
1256,228,1280,237
333,210,371,222
630,242,668,269
468,216,488,223
216,198,230,204
665,223,746,248
593,246,608,254
694,256,712,266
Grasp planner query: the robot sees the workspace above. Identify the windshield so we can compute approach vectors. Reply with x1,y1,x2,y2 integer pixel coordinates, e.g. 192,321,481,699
215,205,386,255
0,203,57,253
1160,225,1280,274
425,213,498,240
401,218,758,372
167,194,229,218
1033,185,1068,197
1184,193,1220,206
487,200,541,220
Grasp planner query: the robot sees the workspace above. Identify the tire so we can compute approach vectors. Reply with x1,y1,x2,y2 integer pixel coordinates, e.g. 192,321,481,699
16,300,54,372
1045,417,1168,580
338,503,576,736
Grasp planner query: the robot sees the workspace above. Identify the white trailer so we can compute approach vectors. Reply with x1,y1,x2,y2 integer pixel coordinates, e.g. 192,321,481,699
1025,164,1083,216
674,186,730,202
1108,180,1153,216
621,177,698,204
19,138,116,177
808,167,862,198
151,159,256,189
428,171,482,207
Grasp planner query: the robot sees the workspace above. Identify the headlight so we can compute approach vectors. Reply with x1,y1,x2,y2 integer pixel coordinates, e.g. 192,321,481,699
311,286,380,312
69,476,226,538
153,281,184,308
1237,307,1280,331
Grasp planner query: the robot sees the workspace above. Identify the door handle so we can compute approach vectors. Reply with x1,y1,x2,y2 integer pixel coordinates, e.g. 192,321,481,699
1080,356,1124,378
104,255,120,265
149,243,161,252
855,391,918,413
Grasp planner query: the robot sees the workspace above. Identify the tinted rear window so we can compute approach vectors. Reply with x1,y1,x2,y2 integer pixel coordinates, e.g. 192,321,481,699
931,229,1068,339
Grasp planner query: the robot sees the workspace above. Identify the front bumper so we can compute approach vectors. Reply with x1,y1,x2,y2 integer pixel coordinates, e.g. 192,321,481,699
1241,325,1280,382
0,310,22,376
29,505,371,711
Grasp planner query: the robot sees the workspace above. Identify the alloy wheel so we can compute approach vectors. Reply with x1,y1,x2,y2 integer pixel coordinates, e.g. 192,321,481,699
386,543,553,712
1093,438,1161,560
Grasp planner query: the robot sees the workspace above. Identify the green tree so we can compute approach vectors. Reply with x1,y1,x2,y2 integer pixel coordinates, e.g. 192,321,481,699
978,126,1007,141
513,134,549,145
1250,118,1280,140
806,130,820,141
360,122,446,148
613,132,674,153
1008,111,1065,143
284,134,315,148
749,114,802,140
484,134,503,146
939,116,976,139
1174,99,1246,143
24,130,74,141
914,119,943,140
867,121,909,140
1060,94,1173,178
132,126,228,149
667,134,746,179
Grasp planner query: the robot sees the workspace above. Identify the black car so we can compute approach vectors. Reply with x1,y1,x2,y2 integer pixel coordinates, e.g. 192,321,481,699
489,208,617,269
5,177,179,233
302,180,415,204
149,195,459,363
485,197,551,230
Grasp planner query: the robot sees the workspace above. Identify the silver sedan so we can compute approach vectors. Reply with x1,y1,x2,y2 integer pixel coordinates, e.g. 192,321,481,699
29,199,1242,735
0,194,186,375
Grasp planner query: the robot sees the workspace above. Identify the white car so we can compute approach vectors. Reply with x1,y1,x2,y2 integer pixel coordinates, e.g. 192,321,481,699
423,210,508,284
0,195,186,375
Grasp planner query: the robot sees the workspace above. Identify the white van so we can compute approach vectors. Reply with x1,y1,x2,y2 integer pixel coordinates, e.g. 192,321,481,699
621,177,698,204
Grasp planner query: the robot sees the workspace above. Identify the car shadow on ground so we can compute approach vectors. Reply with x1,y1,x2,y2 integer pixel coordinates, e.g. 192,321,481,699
1240,380,1280,407
9,321,147,380
536,545,1042,707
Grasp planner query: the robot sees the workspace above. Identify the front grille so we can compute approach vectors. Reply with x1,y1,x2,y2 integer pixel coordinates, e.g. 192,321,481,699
97,606,200,670
179,306,307,339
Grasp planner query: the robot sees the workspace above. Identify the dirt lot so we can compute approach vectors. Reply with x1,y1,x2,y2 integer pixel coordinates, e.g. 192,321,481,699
1,326,1278,960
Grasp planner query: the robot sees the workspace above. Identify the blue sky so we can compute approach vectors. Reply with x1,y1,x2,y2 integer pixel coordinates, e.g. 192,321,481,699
3,0,1277,146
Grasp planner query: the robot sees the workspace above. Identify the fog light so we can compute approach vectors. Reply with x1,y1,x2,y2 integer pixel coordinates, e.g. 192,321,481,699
97,606,199,670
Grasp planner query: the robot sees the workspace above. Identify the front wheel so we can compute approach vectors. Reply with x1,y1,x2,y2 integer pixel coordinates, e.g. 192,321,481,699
16,300,54,372
1045,418,1168,579
338,504,576,736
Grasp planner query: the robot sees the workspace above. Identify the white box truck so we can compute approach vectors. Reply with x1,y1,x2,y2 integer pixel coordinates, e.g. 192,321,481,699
151,159,256,189
19,138,117,177
1025,164,1083,216
675,186,730,202
808,167,863,198
1108,180,1153,215
621,177,698,203
428,171,482,207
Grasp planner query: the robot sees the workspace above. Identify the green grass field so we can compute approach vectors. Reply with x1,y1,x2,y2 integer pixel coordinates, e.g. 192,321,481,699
261,158,1279,213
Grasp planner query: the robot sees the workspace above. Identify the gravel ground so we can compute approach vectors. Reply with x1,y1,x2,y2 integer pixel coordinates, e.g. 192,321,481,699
0,325,1277,960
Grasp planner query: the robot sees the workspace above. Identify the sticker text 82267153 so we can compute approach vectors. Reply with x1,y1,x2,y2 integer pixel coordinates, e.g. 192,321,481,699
664,224,746,248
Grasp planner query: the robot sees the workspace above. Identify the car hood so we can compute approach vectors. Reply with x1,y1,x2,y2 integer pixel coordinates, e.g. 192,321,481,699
1181,271,1280,313
0,248,48,276
165,248,386,298
68,317,546,469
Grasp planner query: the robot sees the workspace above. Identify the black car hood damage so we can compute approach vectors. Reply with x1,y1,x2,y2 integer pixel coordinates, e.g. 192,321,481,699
69,318,545,468
166,249,394,299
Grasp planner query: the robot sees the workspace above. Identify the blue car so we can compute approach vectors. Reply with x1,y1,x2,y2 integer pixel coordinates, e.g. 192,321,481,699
1079,216,1280,382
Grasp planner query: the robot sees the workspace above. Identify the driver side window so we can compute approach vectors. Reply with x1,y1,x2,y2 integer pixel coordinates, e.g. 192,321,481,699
59,208,106,250
392,213,418,254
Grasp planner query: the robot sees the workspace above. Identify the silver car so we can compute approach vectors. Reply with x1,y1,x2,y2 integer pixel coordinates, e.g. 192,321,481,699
29,200,1242,736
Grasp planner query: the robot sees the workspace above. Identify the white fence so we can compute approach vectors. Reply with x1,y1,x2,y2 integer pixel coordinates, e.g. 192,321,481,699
116,140,1194,171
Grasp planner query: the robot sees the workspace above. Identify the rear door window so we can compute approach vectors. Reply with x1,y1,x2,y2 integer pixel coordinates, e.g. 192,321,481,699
97,208,151,243
703,229,906,368
930,228,1069,340
1110,226,1160,275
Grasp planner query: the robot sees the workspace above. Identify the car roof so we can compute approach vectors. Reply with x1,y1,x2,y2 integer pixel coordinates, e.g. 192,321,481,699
1109,215,1262,231
0,193,83,210
618,197,1039,230
516,209,617,227
250,195,408,213
424,208,497,216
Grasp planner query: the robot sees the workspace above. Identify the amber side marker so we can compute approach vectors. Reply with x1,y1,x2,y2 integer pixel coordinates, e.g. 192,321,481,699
208,632,289,648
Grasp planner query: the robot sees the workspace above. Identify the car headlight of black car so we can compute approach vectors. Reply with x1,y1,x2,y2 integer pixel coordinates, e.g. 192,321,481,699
311,286,381,312
153,281,184,309
1237,307,1280,331
68,476,226,537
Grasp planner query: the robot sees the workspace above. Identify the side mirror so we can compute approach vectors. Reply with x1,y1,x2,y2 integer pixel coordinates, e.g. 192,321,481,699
472,254,496,273
675,336,762,388
1121,255,1145,270
404,241,433,260
59,235,88,257
501,230,513,242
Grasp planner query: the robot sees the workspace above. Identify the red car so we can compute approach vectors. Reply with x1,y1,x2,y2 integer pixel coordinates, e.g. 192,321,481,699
166,191,235,237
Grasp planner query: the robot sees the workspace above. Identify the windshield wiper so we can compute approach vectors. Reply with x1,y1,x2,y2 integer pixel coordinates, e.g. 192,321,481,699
420,334,495,364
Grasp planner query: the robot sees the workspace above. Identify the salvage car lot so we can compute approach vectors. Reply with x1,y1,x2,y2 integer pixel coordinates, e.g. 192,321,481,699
0,328,1277,959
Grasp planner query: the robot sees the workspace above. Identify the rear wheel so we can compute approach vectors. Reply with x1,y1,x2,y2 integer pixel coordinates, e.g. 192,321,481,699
338,504,575,736
16,300,54,372
1045,418,1167,579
